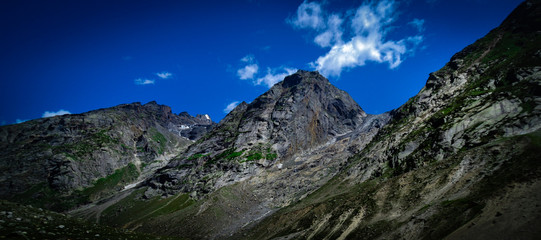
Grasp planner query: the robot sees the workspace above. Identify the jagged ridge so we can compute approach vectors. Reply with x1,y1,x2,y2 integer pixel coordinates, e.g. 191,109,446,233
0,101,214,211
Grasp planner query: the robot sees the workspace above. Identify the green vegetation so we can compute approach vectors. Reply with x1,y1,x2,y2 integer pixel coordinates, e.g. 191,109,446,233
0,200,184,240
242,144,278,163
52,129,120,161
266,152,278,160
101,189,194,228
187,153,209,160
79,163,140,201
11,163,140,212
149,128,167,154
244,151,263,162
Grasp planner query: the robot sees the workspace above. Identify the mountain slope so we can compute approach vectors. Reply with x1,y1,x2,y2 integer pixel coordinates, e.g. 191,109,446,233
145,70,380,198
87,70,389,239
237,1,541,239
0,101,213,212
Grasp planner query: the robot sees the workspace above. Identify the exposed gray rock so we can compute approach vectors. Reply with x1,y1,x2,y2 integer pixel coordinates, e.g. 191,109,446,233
0,101,214,211
144,70,381,202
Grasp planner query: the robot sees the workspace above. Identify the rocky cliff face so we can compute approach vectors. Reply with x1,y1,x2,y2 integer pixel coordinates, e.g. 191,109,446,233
0,101,213,211
143,70,387,199
236,1,541,239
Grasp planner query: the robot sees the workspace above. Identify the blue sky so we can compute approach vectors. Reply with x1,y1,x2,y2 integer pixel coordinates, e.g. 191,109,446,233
0,0,523,125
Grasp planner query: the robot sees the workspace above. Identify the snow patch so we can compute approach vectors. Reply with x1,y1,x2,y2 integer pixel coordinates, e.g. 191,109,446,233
123,180,144,191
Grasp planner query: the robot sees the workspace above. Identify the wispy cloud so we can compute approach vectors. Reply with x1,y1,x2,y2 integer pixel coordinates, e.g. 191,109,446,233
287,0,325,30
237,55,259,80
15,119,28,124
241,55,255,63
238,64,259,80
256,67,298,88
313,14,343,48
134,78,155,85
236,55,296,88
156,72,173,79
224,101,240,113
42,109,71,118
289,0,424,77
409,18,425,32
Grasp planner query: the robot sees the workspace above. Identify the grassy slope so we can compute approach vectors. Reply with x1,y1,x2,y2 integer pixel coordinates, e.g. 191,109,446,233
239,130,541,240
235,2,541,239
0,200,186,240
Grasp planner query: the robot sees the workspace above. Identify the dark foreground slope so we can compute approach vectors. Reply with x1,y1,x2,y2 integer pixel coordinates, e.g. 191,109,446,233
0,101,213,211
237,1,541,239
0,200,186,240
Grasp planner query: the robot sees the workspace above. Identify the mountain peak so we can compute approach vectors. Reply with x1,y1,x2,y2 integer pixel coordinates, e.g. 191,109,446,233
281,70,328,88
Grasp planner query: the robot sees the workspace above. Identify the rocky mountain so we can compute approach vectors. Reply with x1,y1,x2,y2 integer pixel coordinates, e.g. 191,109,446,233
75,1,540,239
234,1,541,239
1,1,540,239
72,70,389,239
143,70,388,199
176,112,215,140
0,101,214,211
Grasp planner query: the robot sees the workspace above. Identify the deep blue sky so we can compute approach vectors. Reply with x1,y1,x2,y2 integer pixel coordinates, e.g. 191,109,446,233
0,0,523,125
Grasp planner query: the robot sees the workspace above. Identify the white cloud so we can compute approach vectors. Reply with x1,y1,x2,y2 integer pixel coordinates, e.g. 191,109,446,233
237,64,259,80
409,18,425,32
156,72,173,79
314,14,343,47
241,55,255,63
256,67,298,88
42,109,71,118
237,54,260,80
288,1,325,30
134,78,155,85
224,101,240,113
290,0,424,77
236,55,296,88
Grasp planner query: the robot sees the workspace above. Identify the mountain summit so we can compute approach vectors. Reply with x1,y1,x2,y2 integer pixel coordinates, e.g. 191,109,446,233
143,70,387,198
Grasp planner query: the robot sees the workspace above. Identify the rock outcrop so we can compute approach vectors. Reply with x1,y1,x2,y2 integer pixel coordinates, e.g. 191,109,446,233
236,1,541,239
143,70,387,200
90,71,389,239
0,101,214,211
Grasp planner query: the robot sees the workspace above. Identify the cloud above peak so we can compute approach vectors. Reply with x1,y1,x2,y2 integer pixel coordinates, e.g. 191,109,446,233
256,67,297,88
43,109,71,118
236,55,297,88
237,64,259,80
290,0,424,77
288,1,325,30
237,54,259,80
224,101,240,113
